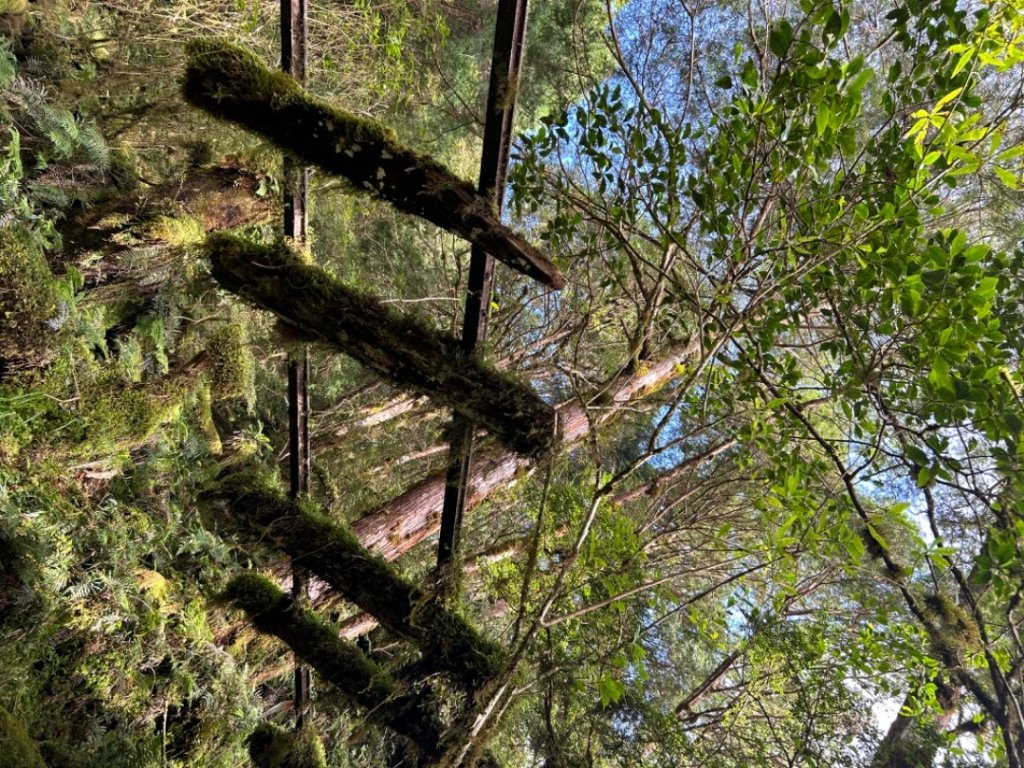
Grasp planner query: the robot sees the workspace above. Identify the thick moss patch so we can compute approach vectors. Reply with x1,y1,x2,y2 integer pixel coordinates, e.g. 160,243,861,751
0,228,58,378
184,38,564,289
0,705,47,768
214,472,506,692
248,723,326,768
222,573,442,752
206,234,557,457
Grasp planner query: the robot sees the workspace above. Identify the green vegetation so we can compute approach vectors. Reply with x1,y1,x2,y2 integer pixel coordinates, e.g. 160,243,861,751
0,705,46,768
206,233,557,456
5,0,1024,766
248,723,327,768
0,227,58,376
184,38,398,143
211,469,507,690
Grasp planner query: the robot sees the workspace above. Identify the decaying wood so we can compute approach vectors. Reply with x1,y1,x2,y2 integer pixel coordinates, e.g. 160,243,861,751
206,234,557,457
212,475,506,691
183,38,565,289
222,574,443,753
352,338,702,561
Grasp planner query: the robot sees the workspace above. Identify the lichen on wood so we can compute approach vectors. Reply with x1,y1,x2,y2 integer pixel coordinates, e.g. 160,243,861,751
213,471,506,692
221,573,442,753
183,38,565,290
205,233,557,457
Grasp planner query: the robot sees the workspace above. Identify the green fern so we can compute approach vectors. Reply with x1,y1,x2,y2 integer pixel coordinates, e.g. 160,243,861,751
33,101,79,160
0,42,15,90
2,42,112,186
76,122,110,170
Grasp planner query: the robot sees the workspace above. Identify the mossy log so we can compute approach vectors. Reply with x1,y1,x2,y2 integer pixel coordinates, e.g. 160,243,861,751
57,165,275,277
214,473,506,691
0,704,47,768
50,351,211,458
183,38,565,290
206,234,557,457
222,574,443,753
247,722,326,768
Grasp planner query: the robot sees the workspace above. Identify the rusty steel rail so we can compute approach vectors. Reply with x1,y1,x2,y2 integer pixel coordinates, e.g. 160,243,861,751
437,0,532,573
282,0,312,726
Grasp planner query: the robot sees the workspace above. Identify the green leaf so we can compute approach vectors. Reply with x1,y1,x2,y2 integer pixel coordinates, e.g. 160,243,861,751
934,87,964,112
905,445,930,467
597,673,626,707
952,49,974,77
815,102,831,136
928,356,953,397
769,20,794,58
994,165,1021,190
916,465,933,488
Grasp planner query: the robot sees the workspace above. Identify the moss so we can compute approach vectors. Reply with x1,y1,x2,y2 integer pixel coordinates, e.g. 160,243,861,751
0,704,47,768
146,214,205,247
248,722,327,768
0,0,29,15
212,461,283,499
217,476,507,691
220,572,442,752
248,722,288,768
73,375,192,454
183,39,397,146
219,572,285,612
37,356,204,457
205,233,557,457
195,383,223,454
207,321,255,403
0,227,58,378
183,39,565,289
923,593,982,659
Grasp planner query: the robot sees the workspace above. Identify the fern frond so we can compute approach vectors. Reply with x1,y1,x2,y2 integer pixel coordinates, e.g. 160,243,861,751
77,122,110,170
30,102,78,160
19,56,44,75
27,181,70,208
0,42,16,89
8,73,48,103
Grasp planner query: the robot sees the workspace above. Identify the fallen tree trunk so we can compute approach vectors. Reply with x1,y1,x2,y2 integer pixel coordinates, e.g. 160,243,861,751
211,472,506,691
183,38,565,289
206,234,557,457
221,573,443,753
352,339,700,560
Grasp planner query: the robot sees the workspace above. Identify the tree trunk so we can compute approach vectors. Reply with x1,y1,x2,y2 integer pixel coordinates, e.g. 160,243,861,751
210,476,506,691
352,339,700,560
183,39,564,289
222,574,443,754
869,682,960,768
207,234,557,457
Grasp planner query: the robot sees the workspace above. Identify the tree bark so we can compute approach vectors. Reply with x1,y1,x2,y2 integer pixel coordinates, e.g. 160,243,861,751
207,234,557,457
211,477,506,691
183,38,565,289
222,574,443,754
869,682,960,768
352,339,700,560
